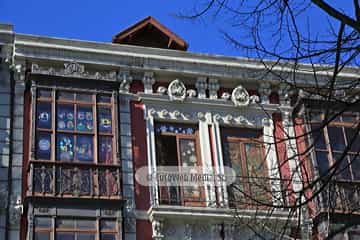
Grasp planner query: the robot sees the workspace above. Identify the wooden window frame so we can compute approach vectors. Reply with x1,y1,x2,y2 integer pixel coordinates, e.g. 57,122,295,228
154,122,206,207
221,127,272,208
34,217,120,240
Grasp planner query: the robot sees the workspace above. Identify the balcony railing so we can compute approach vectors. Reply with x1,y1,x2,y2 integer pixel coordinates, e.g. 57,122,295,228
318,180,360,213
156,176,285,208
29,161,121,199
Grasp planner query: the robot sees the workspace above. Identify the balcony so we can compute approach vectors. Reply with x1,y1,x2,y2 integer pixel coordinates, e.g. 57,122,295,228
28,161,121,200
318,180,360,214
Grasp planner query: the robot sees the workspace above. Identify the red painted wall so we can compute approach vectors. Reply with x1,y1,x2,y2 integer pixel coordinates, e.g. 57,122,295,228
136,219,152,240
272,113,295,205
130,101,151,211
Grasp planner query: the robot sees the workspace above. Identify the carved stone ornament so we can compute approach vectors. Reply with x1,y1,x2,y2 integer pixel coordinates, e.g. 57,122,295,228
152,220,164,240
231,85,250,107
31,63,117,81
168,79,187,101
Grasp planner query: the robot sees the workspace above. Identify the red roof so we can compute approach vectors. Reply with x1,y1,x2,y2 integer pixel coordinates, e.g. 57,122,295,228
112,16,188,51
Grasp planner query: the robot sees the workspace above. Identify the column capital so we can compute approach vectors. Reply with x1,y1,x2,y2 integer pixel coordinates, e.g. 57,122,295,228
258,82,272,104
118,71,133,93
143,71,155,94
195,76,207,99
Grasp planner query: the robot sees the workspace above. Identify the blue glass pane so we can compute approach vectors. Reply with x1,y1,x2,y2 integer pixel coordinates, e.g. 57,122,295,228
37,102,51,129
99,136,113,164
57,105,74,130
101,233,116,240
36,132,51,159
97,94,111,103
76,136,93,162
77,106,93,132
34,232,50,240
56,233,75,240
98,107,112,133
57,134,74,161
37,89,52,98
76,93,92,102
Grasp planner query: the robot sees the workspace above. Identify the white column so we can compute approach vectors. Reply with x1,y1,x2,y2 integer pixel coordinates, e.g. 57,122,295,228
262,117,283,206
143,72,155,94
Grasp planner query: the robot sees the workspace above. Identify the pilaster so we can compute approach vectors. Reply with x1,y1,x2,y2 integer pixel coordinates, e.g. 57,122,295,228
143,71,155,94
195,77,207,99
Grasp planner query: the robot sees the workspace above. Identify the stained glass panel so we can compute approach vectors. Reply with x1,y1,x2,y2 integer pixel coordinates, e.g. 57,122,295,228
156,125,195,135
57,105,75,131
76,106,93,132
179,139,200,199
98,107,112,133
76,136,93,162
57,134,74,161
37,102,52,129
99,136,113,164
36,132,51,159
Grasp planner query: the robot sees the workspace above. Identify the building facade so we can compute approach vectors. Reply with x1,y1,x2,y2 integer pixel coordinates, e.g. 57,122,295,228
0,17,359,240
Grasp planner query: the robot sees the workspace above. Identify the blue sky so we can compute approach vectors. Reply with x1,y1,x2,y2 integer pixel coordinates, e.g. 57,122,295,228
0,0,355,58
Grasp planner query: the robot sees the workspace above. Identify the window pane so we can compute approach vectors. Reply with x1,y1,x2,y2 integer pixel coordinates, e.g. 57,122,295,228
78,233,95,240
333,153,351,180
97,94,112,103
36,132,51,159
76,136,93,162
37,89,52,98
98,107,112,133
345,128,360,153
57,91,74,101
57,134,74,161
56,232,75,240
350,155,360,180
34,232,50,240
310,124,326,150
99,136,113,164
76,219,96,229
37,102,52,129
156,124,195,135
316,151,330,177
328,127,346,151
244,143,266,177
100,220,116,230
76,106,93,132
76,93,92,102
35,217,52,228
56,219,75,228
57,104,75,130
101,233,116,240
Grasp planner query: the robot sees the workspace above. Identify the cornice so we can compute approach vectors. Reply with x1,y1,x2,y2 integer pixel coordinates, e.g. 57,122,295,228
13,33,360,85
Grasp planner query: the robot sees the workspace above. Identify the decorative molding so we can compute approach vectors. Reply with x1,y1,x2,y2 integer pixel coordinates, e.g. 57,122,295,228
231,85,250,107
259,82,272,104
156,86,167,95
196,77,207,99
168,79,186,101
186,89,197,98
31,62,117,81
184,223,193,240
278,82,291,105
118,71,133,93
221,92,231,100
208,78,220,99
143,71,155,94
152,220,164,240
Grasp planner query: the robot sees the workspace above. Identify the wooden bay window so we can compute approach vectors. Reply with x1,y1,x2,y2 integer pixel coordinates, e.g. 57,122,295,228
31,89,120,198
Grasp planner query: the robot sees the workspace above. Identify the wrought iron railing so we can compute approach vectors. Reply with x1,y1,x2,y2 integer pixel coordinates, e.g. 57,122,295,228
29,161,121,199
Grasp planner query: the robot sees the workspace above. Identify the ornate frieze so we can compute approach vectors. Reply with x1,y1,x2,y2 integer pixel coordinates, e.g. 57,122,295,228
143,71,155,94
231,85,250,107
31,62,117,81
168,79,187,101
